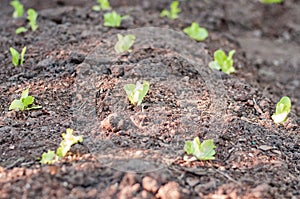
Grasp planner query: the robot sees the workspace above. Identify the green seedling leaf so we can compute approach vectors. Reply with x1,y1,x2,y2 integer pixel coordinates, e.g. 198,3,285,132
260,0,283,4
184,137,216,160
104,11,128,27
9,88,42,111
56,128,83,157
15,27,28,34
183,22,208,41
271,96,291,124
114,34,136,53
160,1,181,20
209,49,236,74
9,47,19,67
10,0,24,18
27,8,38,31
92,0,111,11
124,81,150,106
20,47,26,65
40,150,57,164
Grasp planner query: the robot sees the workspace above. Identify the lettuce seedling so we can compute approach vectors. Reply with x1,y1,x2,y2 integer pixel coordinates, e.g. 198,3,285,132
10,0,24,18
183,22,208,42
114,34,136,53
184,137,216,160
9,47,27,66
15,27,28,34
27,9,38,31
92,0,111,11
124,81,149,106
260,0,283,4
160,1,181,20
209,49,236,74
104,11,128,27
9,88,42,111
40,128,83,164
271,96,291,124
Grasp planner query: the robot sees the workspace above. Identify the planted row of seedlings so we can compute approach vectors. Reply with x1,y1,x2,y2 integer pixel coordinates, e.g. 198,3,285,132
8,0,290,164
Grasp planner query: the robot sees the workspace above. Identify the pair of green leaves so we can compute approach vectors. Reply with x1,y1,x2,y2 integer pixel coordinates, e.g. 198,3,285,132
9,88,42,111
272,96,291,124
114,34,136,53
10,0,24,18
260,0,283,4
104,11,128,27
183,22,208,42
209,49,236,74
9,46,26,67
16,8,38,34
124,81,150,106
184,137,216,160
92,0,111,11
40,128,83,164
160,1,181,20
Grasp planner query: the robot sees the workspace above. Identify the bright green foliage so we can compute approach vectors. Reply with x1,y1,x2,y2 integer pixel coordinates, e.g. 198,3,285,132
104,11,128,27
184,137,216,160
40,128,83,164
92,0,111,11
209,49,236,74
124,81,150,106
183,22,208,41
9,88,42,111
10,0,24,18
15,27,28,34
271,96,291,124
27,9,38,31
160,1,181,20
260,0,283,4
9,47,26,66
114,34,136,53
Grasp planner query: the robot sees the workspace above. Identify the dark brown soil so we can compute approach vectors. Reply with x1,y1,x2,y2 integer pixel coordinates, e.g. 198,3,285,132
0,0,299,198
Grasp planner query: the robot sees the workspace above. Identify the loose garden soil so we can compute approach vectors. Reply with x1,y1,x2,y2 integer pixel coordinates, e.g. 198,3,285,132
0,0,299,198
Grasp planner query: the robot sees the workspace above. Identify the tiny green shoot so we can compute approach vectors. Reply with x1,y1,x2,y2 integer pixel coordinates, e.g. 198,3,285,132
10,0,24,18
183,22,208,41
114,34,136,53
15,27,28,34
40,128,83,164
92,0,111,11
260,0,283,4
9,87,42,111
9,47,27,66
209,49,236,74
124,81,150,106
27,8,38,31
184,137,216,160
271,96,291,124
104,11,128,27
160,1,181,20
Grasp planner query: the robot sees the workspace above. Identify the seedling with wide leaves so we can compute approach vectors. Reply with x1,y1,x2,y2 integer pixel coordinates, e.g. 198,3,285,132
124,81,150,106
104,11,128,27
16,8,38,34
40,128,83,164
160,1,181,20
183,22,208,42
209,49,236,74
10,0,24,18
271,96,291,124
184,137,216,160
92,0,111,11
9,47,26,66
9,88,42,111
114,34,136,53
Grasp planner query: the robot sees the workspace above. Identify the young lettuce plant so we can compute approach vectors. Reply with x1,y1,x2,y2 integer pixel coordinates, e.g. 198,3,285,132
40,128,83,164
114,34,136,53
104,11,128,27
160,1,181,20
27,8,38,31
9,88,42,111
260,0,283,4
271,96,291,124
92,0,111,11
9,47,26,66
10,0,24,18
209,49,236,74
124,81,149,106
184,137,216,160
183,22,208,42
